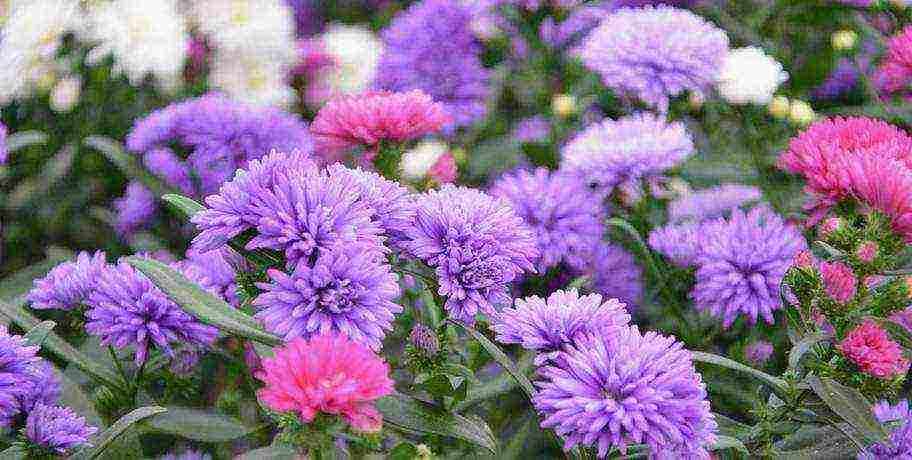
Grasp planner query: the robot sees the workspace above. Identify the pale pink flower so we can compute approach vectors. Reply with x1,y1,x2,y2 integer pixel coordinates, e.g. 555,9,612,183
838,320,910,379
255,333,394,432
428,152,457,183
310,90,451,160
820,261,857,304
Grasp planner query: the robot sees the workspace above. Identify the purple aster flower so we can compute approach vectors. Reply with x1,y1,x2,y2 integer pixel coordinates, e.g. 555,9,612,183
540,6,608,50
284,0,321,36
691,205,806,327
326,164,415,246
375,0,491,130
576,5,729,111
561,113,694,196
85,261,219,366
490,168,605,270
534,326,717,458
648,221,704,267
0,122,7,165
494,289,630,365
745,340,774,366
668,184,762,223
0,327,40,427
191,150,316,252
28,251,107,311
860,400,912,459
114,181,156,236
575,242,644,312
511,116,551,144
403,185,539,324
17,360,60,417
254,245,401,350
25,403,97,456
144,148,194,195
173,247,245,307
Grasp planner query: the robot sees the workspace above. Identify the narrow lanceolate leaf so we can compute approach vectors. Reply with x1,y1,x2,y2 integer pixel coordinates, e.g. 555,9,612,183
455,351,535,412
806,375,889,444
234,447,299,460
143,406,257,442
0,249,72,303
788,332,832,370
125,256,283,346
0,446,25,460
376,392,498,454
713,412,752,440
161,194,205,220
0,300,126,390
691,351,789,399
83,135,171,197
23,320,55,347
71,406,167,460
4,130,47,153
709,435,750,455
448,320,536,402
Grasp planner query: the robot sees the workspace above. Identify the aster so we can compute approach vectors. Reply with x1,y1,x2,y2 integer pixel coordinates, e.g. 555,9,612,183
25,403,97,456
85,261,219,366
534,326,717,458
838,320,910,379
490,168,605,270
28,251,107,311
576,5,729,111
861,400,912,459
375,0,491,130
691,205,807,327
172,247,245,307
574,242,644,312
17,361,60,417
493,289,630,365
0,327,40,427
144,148,194,195
0,123,7,164
403,185,539,324
648,221,704,267
408,324,440,358
668,184,762,223
843,153,912,242
744,341,774,366
819,261,857,304
310,90,450,160
561,113,694,196
114,181,156,236
255,333,395,432
253,245,402,350
325,164,416,245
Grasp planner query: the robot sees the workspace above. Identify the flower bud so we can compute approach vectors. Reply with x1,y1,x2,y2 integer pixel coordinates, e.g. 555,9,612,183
831,30,857,51
768,95,790,119
551,94,577,118
409,324,439,358
789,100,816,126
50,76,81,113
794,250,814,268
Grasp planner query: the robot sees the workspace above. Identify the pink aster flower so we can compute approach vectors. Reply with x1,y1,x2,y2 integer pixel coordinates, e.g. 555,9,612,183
819,217,842,238
857,241,878,263
310,90,451,161
255,332,394,432
428,152,457,183
794,250,814,268
819,261,857,304
838,320,910,379
886,25,912,67
843,152,912,242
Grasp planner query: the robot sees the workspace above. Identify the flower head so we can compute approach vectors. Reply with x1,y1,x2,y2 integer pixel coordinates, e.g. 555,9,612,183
820,261,857,303
691,206,807,327
325,164,415,245
490,168,606,270
838,320,910,379
306,25,384,106
717,47,788,105
668,185,762,223
576,5,728,111
648,221,704,267
25,403,97,455
85,261,219,365
574,242,644,312
310,90,450,159
28,251,107,311
843,152,912,242
0,327,40,427
17,361,60,418
172,247,245,307
114,181,156,236
861,399,912,459
0,123,7,165
254,246,402,350
403,186,539,324
561,113,694,196
375,0,490,130
255,333,394,432
408,324,440,358
534,326,717,458
494,289,630,365
745,341,774,366
857,241,879,263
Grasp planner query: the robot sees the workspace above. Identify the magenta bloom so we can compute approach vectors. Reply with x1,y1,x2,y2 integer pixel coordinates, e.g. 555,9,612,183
28,251,107,311
874,26,912,96
428,152,457,183
310,90,451,159
857,241,879,263
843,153,912,242
255,333,395,432
819,261,857,303
494,289,630,365
838,320,910,379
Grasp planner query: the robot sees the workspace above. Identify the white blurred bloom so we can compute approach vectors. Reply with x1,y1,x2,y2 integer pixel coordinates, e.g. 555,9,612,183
717,47,788,105
310,25,382,102
209,50,295,107
50,75,81,112
190,0,295,57
401,140,449,180
83,0,188,86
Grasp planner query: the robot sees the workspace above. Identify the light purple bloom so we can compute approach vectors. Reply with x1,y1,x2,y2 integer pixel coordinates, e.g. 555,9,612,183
17,360,60,417
575,242,644,312
0,327,40,427
26,403,97,455
326,164,415,246
494,289,629,365
145,148,194,195
745,340,774,366
576,5,728,111
511,116,551,144
172,247,245,307
253,246,402,350
860,400,912,459
540,6,608,49
561,113,694,196
490,168,605,270
85,260,219,365
403,185,539,324
691,205,806,327
648,221,704,267
0,123,7,164
114,181,156,236
375,0,490,130
534,326,717,458
668,184,762,223
28,251,107,311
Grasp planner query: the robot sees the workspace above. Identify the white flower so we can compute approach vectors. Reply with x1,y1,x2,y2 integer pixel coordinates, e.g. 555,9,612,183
310,24,382,102
190,0,295,57
83,0,188,87
209,50,295,108
401,140,449,180
716,47,788,105
50,75,82,113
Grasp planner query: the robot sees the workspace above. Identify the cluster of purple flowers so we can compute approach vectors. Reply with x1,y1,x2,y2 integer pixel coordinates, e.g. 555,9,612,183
860,399,912,458
114,92,313,237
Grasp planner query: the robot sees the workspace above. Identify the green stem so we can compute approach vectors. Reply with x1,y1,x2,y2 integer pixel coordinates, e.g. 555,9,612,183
373,142,403,181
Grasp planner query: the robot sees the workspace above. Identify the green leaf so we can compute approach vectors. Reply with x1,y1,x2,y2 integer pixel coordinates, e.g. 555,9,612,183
788,332,832,370
161,193,205,219
454,351,535,411
376,392,498,454
774,424,858,452
709,435,750,455
691,351,789,399
388,443,420,460
125,256,282,346
143,406,256,442
71,406,167,460
83,136,171,197
0,446,25,460
606,218,664,288
4,130,47,153
234,447,299,460
448,320,535,402
806,375,889,444
0,300,126,390
814,241,845,260
713,412,752,440
0,249,72,303
23,320,55,347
